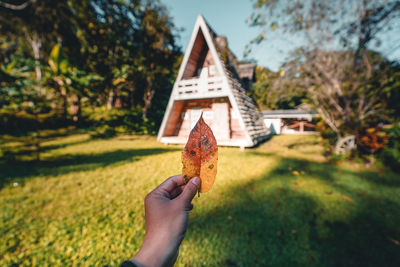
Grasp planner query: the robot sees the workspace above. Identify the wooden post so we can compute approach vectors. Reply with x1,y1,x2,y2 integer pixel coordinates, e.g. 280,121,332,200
300,121,304,133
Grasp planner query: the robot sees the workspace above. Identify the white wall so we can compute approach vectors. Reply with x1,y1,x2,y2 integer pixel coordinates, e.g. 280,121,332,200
264,118,281,134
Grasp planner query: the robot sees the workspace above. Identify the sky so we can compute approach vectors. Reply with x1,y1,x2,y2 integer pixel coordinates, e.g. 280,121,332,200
162,0,291,71
162,0,400,72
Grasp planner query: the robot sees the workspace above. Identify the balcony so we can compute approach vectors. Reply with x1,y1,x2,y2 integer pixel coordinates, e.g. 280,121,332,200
175,76,226,100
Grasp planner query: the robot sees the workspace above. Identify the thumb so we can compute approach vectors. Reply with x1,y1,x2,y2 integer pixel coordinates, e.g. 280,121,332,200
178,177,200,208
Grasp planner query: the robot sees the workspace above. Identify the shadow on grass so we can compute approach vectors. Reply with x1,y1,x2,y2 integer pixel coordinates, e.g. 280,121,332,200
249,151,400,188
40,137,91,151
188,157,400,266
0,147,180,189
287,140,320,149
1,137,92,159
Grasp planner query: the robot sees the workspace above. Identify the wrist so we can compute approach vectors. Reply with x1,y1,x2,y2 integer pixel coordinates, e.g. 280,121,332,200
132,234,175,267
129,258,147,267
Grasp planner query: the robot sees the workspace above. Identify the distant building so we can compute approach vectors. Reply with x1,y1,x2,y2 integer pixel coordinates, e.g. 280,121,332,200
157,15,268,147
263,109,318,135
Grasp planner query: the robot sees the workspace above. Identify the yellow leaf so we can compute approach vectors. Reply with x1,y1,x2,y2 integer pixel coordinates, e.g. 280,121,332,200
113,77,126,86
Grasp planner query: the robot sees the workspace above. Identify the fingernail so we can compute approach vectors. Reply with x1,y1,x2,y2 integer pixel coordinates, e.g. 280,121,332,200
191,177,200,186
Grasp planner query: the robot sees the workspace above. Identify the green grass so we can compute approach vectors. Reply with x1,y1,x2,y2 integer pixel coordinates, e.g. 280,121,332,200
1,134,400,266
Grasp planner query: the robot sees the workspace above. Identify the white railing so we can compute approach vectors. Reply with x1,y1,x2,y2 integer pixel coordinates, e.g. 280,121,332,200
177,78,199,94
176,76,224,97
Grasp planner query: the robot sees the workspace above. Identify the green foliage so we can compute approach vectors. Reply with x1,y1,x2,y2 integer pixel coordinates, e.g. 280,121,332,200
0,110,72,135
87,107,156,137
384,63,400,121
250,66,307,110
0,51,46,112
0,0,181,135
380,124,400,172
1,135,400,266
315,119,337,147
48,44,68,75
90,125,118,139
0,126,76,161
248,0,400,145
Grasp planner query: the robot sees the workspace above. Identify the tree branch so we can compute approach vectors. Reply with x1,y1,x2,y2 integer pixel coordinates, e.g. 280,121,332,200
0,0,34,10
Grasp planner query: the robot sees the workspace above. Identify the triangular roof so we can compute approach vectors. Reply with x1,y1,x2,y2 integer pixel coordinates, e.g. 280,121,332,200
157,14,268,147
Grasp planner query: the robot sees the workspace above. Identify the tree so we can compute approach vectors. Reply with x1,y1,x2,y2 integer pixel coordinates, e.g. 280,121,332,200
249,0,400,150
70,0,180,120
0,0,181,138
250,65,307,110
0,0,79,85
134,3,180,120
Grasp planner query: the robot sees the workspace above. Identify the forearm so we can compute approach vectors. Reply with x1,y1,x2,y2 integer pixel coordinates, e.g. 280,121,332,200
132,235,179,267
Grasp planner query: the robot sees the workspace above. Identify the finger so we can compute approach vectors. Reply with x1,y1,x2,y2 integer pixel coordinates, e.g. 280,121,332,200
156,174,184,194
169,185,184,199
177,177,200,208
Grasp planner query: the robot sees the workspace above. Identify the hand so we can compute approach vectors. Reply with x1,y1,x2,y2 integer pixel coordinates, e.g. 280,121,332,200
132,175,200,267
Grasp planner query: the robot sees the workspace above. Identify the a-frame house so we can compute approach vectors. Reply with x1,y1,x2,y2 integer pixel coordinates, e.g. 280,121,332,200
157,15,268,147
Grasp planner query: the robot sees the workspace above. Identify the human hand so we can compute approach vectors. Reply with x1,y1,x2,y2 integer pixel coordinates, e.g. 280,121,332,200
132,175,200,267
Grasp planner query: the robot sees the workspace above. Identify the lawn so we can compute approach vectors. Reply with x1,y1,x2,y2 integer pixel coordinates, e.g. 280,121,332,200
1,134,400,266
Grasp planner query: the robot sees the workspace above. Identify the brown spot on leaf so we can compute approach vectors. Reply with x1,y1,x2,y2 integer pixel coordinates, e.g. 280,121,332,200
202,138,209,146
203,145,209,152
183,175,189,183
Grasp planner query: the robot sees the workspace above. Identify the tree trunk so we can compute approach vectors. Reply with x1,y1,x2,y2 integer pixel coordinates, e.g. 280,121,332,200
26,32,43,96
107,89,114,110
129,87,135,108
70,94,81,122
114,88,122,108
0,0,33,10
60,87,68,119
142,81,155,120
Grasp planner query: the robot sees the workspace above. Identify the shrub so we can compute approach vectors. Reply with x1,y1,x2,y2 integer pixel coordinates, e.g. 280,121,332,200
315,119,337,154
356,127,389,154
90,125,117,139
86,107,157,138
380,123,400,172
0,109,73,135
